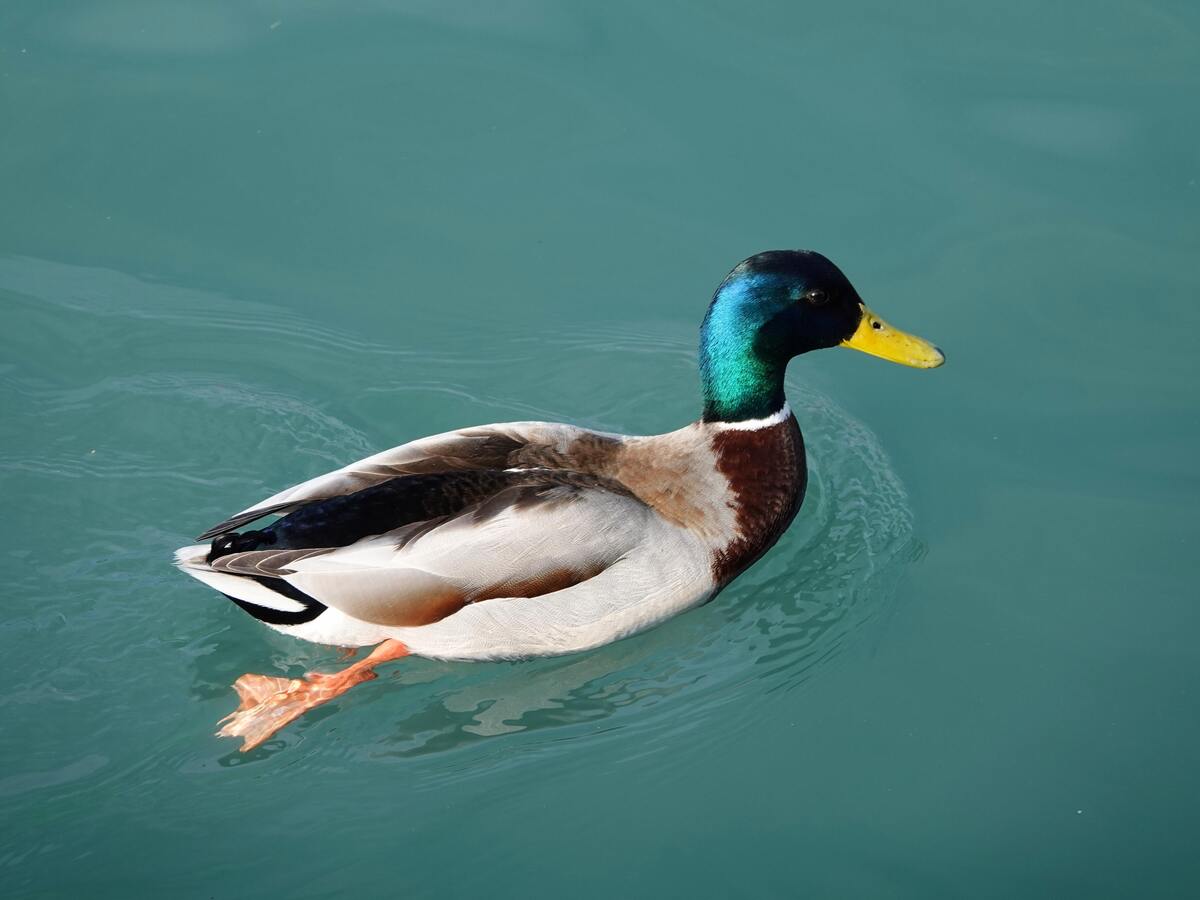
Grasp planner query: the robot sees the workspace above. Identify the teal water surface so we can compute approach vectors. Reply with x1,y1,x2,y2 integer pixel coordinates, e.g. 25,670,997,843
2,2,1199,897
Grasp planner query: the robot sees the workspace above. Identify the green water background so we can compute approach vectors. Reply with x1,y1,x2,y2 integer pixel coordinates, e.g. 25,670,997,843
2,1,1198,897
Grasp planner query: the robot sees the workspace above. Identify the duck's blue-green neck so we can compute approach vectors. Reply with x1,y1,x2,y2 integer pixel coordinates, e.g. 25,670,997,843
699,275,788,423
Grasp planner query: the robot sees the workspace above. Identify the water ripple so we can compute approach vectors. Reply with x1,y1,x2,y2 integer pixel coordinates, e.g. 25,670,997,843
2,257,918,798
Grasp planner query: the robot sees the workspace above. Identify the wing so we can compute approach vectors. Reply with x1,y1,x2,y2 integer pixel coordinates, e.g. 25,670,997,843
197,471,656,628
196,420,615,540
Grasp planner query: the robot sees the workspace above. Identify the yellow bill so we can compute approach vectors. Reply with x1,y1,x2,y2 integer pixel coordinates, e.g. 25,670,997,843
841,304,945,368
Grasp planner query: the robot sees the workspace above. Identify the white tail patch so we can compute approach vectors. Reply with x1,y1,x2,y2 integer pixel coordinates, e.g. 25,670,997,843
174,544,307,613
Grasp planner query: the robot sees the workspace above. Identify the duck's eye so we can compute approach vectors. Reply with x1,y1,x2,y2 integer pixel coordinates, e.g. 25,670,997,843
804,289,829,306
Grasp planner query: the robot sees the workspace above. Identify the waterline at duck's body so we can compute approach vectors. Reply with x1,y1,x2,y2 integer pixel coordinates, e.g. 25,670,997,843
175,249,942,750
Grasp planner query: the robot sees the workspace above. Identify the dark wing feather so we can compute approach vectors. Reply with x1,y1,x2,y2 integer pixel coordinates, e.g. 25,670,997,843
197,503,296,541
194,425,551,540
205,468,639,567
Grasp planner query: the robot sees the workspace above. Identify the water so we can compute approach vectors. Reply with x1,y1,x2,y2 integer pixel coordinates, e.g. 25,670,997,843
2,1,1198,896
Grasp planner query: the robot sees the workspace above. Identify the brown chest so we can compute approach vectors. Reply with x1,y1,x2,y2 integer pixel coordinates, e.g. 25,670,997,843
709,416,807,585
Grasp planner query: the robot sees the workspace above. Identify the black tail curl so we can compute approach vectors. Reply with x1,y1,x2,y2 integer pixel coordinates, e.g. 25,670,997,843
206,529,277,564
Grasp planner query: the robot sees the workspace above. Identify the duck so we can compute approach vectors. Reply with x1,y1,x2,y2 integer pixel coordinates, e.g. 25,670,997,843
175,249,944,751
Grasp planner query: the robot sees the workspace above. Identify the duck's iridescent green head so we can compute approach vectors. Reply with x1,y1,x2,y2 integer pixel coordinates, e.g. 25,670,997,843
699,250,944,422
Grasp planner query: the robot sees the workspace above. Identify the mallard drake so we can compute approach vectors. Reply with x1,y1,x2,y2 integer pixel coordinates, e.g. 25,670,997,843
176,249,943,750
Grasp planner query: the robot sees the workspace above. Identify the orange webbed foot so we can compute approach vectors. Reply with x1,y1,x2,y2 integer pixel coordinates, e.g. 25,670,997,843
216,670,374,751
216,640,410,751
